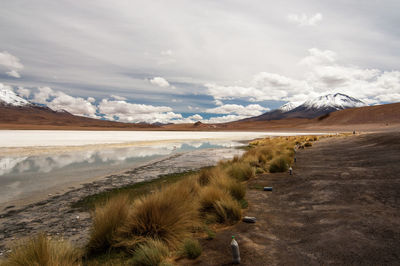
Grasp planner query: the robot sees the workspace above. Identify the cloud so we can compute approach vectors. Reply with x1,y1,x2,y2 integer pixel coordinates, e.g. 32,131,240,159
16,87,30,98
98,98,183,124
6,70,21,78
299,48,337,66
110,94,127,101
205,104,269,116
150,77,170,88
31,87,98,118
287,13,323,26
161,50,172,56
206,72,310,102
0,51,23,78
206,48,400,104
214,99,223,106
188,114,203,121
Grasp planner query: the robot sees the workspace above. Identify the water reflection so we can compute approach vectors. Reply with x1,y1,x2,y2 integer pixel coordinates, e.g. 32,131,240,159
0,140,242,206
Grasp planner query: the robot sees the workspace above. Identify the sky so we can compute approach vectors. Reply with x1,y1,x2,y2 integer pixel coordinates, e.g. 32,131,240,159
0,0,399,124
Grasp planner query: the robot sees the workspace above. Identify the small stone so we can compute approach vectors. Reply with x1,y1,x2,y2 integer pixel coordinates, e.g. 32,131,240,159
242,216,257,223
76,215,80,219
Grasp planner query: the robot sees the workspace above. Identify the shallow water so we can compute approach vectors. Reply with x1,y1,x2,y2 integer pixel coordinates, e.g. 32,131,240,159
0,140,242,206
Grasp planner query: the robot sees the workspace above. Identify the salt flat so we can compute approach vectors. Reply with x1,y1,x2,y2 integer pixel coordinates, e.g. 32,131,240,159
0,130,323,148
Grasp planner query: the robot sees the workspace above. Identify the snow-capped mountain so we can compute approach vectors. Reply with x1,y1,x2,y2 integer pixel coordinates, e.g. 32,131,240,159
278,102,300,113
243,93,367,121
0,87,30,106
302,93,365,110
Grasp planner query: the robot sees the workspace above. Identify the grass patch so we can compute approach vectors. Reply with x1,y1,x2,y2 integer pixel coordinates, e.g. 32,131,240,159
2,233,81,266
72,170,200,210
87,194,130,255
269,157,289,173
203,226,216,240
228,162,255,181
213,198,242,224
116,181,200,250
180,239,202,259
129,239,169,266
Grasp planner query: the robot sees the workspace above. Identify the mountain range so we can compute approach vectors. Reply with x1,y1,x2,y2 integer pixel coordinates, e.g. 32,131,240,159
243,93,366,121
1,88,399,130
0,88,156,129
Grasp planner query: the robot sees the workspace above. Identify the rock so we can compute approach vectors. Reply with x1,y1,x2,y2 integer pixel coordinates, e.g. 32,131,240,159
242,216,257,223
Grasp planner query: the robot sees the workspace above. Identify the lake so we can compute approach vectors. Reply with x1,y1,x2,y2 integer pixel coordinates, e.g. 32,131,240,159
0,130,323,208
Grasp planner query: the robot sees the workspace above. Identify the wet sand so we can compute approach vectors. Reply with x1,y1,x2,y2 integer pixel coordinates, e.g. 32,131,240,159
0,147,244,256
187,132,400,265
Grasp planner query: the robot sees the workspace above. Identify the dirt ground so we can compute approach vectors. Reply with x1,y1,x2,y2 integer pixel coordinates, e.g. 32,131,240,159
183,132,400,265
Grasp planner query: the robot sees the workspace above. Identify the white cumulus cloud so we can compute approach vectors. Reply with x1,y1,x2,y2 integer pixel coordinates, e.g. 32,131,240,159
31,87,98,118
205,104,269,116
150,77,170,88
0,51,23,78
287,13,323,26
98,98,183,124
16,87,30,98
206,48,400,104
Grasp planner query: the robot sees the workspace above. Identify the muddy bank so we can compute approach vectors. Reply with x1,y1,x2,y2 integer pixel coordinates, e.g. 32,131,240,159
0,147,244,256
190,132,400,265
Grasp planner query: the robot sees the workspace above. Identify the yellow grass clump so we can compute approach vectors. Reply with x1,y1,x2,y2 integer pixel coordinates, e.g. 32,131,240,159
2,233,81,266
87,194,130,255
129,239,169,266
116,182,200,250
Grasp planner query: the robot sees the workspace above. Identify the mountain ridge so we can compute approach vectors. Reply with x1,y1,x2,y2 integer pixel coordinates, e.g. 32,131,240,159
243,93,366,122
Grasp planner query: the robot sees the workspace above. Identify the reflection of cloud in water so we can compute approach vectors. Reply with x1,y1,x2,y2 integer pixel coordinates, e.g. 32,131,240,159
0,141,239,175
0,157,28,175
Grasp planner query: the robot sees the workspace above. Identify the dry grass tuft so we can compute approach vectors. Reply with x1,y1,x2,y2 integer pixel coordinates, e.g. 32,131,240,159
199,186,242,224
213,198,242,224
228,162,255,181
180,238,202,259
129,239,169,266
87,194,130,255
3,233,81,266
269,157,289,173
117,182,199,250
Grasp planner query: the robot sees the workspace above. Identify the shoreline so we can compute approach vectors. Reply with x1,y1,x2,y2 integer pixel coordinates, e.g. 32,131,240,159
0,146,245,255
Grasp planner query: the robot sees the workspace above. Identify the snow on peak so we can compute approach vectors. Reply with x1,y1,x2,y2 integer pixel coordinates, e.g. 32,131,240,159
0,86,30,106
278,102,300,113
302,93,365,110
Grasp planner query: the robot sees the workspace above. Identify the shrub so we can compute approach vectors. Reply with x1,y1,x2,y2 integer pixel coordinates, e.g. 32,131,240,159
304,142,312,147
213,198,242,224
3,233,81,266
117,183,199,250
269,157,289,173
203,226,216,240
199,186,230,213
199,186,241,224
129,239,169,266
228,162,255,181
180,238,202,259
197,167,226,187
227,180,246,201
87,194,130,255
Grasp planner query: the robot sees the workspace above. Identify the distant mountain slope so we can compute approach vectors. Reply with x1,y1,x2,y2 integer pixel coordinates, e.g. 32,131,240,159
0,104,158,129
0,88,157,129
314,102,400,125
0,88,31,106
244,93,366,121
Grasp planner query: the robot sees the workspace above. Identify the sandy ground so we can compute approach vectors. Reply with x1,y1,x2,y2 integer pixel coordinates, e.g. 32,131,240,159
183,132,400,265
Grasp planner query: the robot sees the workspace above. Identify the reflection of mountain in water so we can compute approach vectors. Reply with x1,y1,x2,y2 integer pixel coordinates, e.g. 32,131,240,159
0,141,241,176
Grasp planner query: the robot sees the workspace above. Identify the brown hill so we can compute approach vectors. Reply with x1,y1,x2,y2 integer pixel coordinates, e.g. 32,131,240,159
0,102,398,131
313,102,400,125
0,104,157,130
